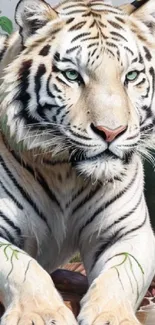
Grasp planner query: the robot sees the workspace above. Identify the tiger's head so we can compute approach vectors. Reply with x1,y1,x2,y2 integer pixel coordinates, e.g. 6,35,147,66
1,0,155,181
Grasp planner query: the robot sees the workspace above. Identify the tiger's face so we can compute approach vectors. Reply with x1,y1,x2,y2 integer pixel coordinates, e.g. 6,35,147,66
1,0,155,181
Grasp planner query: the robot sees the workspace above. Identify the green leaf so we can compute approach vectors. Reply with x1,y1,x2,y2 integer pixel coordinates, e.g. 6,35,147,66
0,16,13,34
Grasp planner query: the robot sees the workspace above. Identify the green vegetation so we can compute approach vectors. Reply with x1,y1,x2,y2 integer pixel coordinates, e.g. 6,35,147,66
0,16,13,34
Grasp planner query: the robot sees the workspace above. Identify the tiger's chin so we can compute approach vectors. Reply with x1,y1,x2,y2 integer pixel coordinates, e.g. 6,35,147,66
70,150,134,182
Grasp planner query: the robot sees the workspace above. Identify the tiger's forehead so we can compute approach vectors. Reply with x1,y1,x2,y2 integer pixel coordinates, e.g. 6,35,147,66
54,2,139,70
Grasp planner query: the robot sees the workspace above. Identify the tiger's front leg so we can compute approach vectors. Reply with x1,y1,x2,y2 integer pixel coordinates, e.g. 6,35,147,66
78,161,155,325
0,237,77,325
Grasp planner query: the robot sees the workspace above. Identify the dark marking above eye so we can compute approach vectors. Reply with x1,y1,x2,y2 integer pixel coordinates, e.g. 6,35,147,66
138,53,144,64
124,46,134,56
131,57,138,64
143,46,152,61
39,44,50,56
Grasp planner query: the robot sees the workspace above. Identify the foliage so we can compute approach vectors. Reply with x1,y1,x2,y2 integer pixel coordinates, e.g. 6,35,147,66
0,16,13,34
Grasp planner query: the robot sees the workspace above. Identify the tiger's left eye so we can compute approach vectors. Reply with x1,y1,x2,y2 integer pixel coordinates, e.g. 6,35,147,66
126,70,139,82
63,70,80,81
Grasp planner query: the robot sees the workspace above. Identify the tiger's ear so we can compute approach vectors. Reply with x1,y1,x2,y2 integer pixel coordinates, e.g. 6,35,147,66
119,0,149,15
130,0,155,36
15,0,58,42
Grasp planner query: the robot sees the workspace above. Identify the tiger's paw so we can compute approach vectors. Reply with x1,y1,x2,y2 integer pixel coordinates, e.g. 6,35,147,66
78,297,141,325
78,310,142,325
1,298,78,325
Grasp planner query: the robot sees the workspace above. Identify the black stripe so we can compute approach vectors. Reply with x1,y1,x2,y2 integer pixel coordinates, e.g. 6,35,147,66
9,150,63,213
106,42,118,49
149,67,155,103
91,226,126,271
56,76,68,86
39,45,51,56
69,137,97,148
0,42,8,61
110,31,127,42
87,42,99,48
63,4,86,10
69,21,86,32
0,226,17,244
66,185,86,208
82,34,99,42
89,20,96,28
0,210,21,238
79,165,138,236
53,83,62,93
0,230,10,242
143,46,152,61
63,9,86,15
15,59,40,126
124,46,134,56
37,172,63,212
136,78,146,87
108,20,123,30
72,183,101,215
71,32,90,43
0,155,50,231
91,210,146,271
66,46,80,54
66,18,75,24
100,193,143,238
0,180,23,210
69,129,92,141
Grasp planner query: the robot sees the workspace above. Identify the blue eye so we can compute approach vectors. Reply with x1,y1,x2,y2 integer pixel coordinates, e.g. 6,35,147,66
126,70,139,82
63,70,80,81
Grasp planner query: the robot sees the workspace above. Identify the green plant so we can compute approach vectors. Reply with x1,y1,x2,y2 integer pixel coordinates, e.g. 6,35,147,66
0,16,13,34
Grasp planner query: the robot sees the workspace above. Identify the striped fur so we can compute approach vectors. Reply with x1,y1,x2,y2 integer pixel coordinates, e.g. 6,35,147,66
0,0,155,324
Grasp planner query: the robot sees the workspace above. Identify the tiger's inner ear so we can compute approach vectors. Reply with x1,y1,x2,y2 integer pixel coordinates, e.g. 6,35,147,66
15,0,58,43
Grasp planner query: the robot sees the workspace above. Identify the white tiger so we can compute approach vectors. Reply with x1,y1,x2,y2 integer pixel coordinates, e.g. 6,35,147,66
0,0,155,324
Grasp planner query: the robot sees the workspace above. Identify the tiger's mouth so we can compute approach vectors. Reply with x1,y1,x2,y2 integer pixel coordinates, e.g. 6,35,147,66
70,149,133,165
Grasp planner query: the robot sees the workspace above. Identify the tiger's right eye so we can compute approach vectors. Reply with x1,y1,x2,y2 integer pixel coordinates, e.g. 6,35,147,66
126,70,139,82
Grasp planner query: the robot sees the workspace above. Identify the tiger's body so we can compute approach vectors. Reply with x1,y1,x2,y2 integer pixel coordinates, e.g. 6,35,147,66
0,0,155,324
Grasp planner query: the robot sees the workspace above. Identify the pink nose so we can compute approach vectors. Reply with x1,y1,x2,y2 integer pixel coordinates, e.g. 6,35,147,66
95,125,127,143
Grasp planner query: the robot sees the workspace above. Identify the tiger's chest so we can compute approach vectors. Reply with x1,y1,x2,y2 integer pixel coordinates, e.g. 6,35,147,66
0,137,105,269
